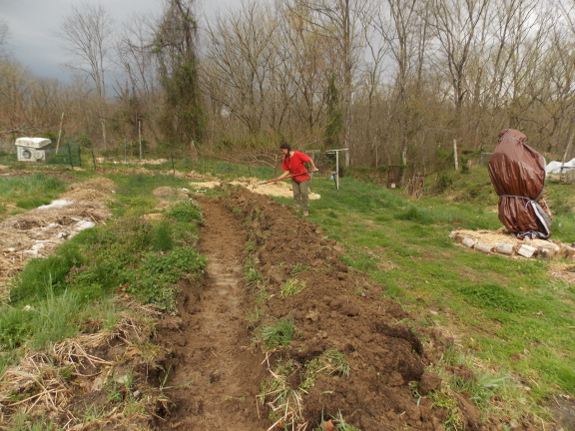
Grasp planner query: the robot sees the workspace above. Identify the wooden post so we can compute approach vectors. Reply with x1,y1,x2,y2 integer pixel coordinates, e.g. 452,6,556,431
453,139,459,170
56,112,65,154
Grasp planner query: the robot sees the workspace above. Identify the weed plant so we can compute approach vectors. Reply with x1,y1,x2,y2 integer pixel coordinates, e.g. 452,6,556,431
300,349,350,393
30,287,84,349
245,257,264,289
151,220,175,251
258,316,295,349
280,278,306,296
166,200,204,224
8,413,58,431
259,368,303,428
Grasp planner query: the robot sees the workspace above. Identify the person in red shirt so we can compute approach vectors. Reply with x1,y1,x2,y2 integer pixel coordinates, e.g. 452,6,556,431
275,142,318,217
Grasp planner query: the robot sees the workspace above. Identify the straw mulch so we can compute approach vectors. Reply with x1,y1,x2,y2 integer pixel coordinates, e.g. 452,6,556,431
188,177,321,200
0,304,169,431
0,178,116,301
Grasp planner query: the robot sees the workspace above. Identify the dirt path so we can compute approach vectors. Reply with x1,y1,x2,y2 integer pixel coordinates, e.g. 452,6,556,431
157,197,268,430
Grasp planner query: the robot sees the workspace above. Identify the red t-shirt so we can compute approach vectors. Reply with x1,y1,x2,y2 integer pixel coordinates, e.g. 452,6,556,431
282,151,311,183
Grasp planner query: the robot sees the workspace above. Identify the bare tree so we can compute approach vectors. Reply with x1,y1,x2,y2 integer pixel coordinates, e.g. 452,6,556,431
116,13,158,102
202,1,280,135
369,0,431,176
114,13,160,145
289,0,368,164
553,0,575,163
55,2,115,148
0,20,10,58
275,1,331,139
428,0,491,120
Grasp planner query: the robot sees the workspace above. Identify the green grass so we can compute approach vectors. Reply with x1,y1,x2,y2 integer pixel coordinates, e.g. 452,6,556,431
1,173,206,375
281,170,575,408
0,172,66,198
0,173,66,219
105,173,187,217
258,316,295,349
3,161,575,427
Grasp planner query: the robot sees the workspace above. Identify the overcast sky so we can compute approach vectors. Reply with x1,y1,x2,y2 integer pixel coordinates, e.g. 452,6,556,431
0,0,234,80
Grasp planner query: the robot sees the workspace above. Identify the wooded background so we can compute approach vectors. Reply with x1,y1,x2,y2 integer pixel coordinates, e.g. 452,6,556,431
2,0,575,177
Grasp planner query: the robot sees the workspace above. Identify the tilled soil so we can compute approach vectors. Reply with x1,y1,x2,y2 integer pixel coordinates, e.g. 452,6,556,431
155,186,539,431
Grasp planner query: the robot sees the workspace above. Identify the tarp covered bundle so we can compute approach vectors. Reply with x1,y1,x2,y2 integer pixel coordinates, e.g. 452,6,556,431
488,129,552,239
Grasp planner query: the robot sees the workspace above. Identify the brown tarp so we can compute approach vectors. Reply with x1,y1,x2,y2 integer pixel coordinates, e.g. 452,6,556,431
488,129,552,239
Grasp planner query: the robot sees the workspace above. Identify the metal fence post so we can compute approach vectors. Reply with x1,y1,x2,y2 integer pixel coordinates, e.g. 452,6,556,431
67,144,73,168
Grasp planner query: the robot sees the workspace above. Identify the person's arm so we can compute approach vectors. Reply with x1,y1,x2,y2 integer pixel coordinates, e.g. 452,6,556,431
308,158,319,173
275,170,291,181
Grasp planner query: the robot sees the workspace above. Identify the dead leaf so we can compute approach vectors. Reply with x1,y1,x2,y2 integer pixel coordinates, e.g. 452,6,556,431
117,283,129,292
321,420,335,431
127,346,140,357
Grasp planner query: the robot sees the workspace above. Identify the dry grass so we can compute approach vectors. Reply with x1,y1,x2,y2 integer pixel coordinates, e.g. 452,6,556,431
0,303,169,430
0,179,115,302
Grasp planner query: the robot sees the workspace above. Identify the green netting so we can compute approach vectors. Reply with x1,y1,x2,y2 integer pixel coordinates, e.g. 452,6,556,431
45,144,82,167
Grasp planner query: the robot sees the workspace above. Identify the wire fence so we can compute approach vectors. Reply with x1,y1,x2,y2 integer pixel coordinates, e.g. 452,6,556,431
44,144,82,168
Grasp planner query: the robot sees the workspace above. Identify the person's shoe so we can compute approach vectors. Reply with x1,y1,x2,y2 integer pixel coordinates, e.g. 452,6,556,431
294,205,301,212
303,209,309,217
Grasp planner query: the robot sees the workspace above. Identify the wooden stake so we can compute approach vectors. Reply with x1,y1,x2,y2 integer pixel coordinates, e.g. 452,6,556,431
56,112,65,154
453,139,458,170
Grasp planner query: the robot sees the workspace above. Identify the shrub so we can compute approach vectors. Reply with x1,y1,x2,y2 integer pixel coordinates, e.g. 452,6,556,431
76,134,93,149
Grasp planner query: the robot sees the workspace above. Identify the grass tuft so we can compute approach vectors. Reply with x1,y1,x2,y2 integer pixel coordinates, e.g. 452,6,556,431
280,278,306,297
258,316,295,349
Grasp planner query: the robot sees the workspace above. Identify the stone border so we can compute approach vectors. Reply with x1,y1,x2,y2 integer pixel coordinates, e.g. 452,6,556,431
449,230,575,260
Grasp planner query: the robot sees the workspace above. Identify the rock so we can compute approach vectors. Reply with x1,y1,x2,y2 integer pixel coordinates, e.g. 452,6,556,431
475,243,493,253
560,245,575,261
517,244,536,258
538,242,560,258
462,237,476,248
495,243,514,255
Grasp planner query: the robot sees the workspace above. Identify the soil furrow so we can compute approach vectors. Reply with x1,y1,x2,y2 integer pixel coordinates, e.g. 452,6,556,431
157,196,268,430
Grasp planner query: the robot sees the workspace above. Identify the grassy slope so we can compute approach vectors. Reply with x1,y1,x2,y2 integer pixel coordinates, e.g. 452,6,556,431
272,168,575,413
